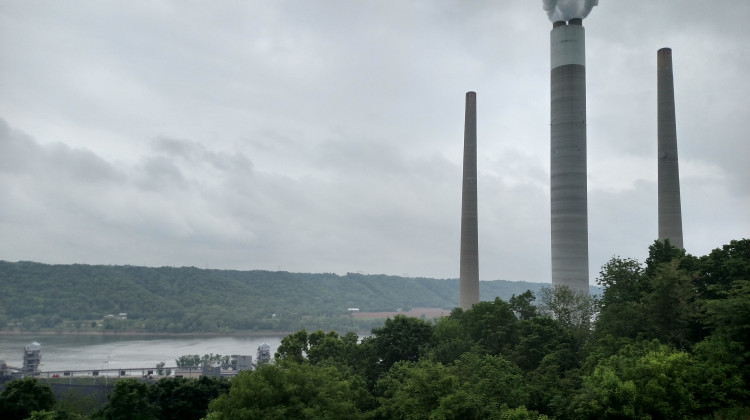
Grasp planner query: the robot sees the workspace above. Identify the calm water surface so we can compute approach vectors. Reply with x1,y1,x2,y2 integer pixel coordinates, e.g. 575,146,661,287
0,334,284,372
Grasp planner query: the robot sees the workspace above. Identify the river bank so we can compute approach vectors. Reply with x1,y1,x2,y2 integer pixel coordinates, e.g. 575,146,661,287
0,329,296,337
0,334,287,372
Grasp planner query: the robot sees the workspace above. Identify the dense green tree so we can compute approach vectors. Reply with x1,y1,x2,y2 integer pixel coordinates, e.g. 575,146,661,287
0,378,56,420
497,406,551,419
572,340,696,419
274,329,309,365
595,257,647,340
511,316,576,372
424,316,473,365
509,290,538,320
524,347,583,418
597,257,645,305
175,355,201,367
455,297,518,356
306,330,361,369
701,280,750,348
640,260,696,347
372,360,457,419
453,351,528,410
370,315,434,371
54,389,100,419
95,379,156,420
644,239,686,278
205,364,364,419
428,389,490,419
688,336,749,416
694,240,750,296
149,376,230,420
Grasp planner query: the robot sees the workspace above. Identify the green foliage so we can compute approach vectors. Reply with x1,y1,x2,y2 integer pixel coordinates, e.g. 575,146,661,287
370,315,434,371
453,297,518,356
306,330,362,369
0,378,56,420
149,377,230,420
453,351,527,410
689,336,750,415
424,316,473,365
96,379,157,420
524,347,584,418
701,280,750,348
91,376,229,420
54,389,100,419
644,239,687,278
274,329,309,365
595,257,647,340
174,354,233,368
538,285,598,330
500,407,551,419
511,316,576,372
27,409,86,419
175,355,201,367
0,261,566,333
206,364,364,419
573,341,696,419
373,360,457,419
509,290,538,320
640,260,697,347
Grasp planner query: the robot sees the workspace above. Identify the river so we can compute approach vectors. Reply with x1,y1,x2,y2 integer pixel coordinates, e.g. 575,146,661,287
0,334,285,372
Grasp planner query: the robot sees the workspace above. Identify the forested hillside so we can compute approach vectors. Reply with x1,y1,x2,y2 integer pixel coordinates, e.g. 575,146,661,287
0,262,593,333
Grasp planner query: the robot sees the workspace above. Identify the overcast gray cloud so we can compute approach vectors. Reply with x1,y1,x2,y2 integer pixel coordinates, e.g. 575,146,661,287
1,0,748,285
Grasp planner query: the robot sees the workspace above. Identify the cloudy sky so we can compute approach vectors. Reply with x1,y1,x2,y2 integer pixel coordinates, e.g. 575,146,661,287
1,1,748,284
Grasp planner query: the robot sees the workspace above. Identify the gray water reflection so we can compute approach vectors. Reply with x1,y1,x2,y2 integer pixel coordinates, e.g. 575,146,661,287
0,334,284,372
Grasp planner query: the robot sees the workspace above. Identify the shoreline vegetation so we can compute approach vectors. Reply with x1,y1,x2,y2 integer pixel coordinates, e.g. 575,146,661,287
0,329,300,337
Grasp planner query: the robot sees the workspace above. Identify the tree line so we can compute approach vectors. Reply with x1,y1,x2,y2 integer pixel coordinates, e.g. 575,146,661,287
0,262,585,333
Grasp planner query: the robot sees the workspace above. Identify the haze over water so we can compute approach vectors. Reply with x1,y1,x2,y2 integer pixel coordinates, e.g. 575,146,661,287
0,334,284,372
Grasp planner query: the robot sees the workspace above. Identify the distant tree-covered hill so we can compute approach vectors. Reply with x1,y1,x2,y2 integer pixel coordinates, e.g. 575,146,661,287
0,261,599,333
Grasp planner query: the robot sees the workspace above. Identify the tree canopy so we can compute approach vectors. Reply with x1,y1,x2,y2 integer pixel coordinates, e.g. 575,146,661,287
204,238,750,419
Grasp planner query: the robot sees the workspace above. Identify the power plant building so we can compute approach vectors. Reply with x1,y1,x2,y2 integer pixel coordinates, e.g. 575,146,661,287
550,18,589,295
459,91,480,310
23,341,41,372
657,48,684,249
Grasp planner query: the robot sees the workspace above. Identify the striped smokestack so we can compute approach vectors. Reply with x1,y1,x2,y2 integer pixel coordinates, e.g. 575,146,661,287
657,48,684,248
459,91,479,310
550,19,589,294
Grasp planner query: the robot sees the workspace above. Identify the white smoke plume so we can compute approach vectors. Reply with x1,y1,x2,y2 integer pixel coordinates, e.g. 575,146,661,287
543,0,599,22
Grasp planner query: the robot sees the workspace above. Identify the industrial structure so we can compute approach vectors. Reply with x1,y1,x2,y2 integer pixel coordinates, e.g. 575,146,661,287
657,48,684,249
459,91,480,309
23,341,42,372
256,342,271,365
549,18,589,294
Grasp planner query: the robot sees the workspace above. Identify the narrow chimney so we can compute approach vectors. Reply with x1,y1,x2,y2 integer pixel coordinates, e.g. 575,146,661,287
550,19,589,294
459,91,479,310
657,48,684,248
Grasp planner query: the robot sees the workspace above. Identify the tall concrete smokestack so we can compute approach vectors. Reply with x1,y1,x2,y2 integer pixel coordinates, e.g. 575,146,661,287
657,48,684,249
459,91,479,309
550,19,589,295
